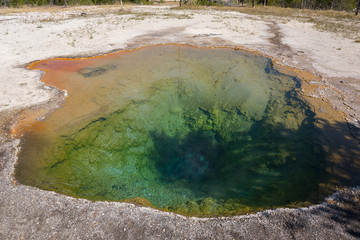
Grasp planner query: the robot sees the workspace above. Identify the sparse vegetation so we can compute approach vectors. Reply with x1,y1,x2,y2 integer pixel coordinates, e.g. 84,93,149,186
1,0,358,15
174,5,360,38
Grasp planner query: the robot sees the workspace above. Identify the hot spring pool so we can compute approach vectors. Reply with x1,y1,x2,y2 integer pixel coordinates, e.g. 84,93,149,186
15,44,336,217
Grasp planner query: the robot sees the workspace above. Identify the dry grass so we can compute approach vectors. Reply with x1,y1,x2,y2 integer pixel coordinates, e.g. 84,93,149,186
0,4,191,21
175,5,359,20
0,4,131,15
1,4,358,38
174,5,360,38
0,6,65,15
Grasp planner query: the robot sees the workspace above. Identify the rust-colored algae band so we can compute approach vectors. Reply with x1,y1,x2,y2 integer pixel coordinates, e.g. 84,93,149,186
13,44,360,217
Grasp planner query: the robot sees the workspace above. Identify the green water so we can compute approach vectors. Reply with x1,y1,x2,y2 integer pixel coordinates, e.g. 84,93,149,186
16,45,327,216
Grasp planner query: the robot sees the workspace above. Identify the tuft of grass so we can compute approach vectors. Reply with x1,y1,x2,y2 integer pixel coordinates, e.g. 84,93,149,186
116,9,133,15
161,12,192,19
70,39,76,47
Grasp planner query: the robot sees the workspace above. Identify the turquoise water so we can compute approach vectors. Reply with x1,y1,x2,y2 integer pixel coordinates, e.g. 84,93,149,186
16,45,328,216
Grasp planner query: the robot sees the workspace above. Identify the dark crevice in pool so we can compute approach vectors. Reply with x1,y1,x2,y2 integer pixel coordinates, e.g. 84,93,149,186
15,44,356,217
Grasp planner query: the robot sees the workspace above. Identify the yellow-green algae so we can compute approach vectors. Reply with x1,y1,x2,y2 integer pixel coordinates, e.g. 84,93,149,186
16,45,328,217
